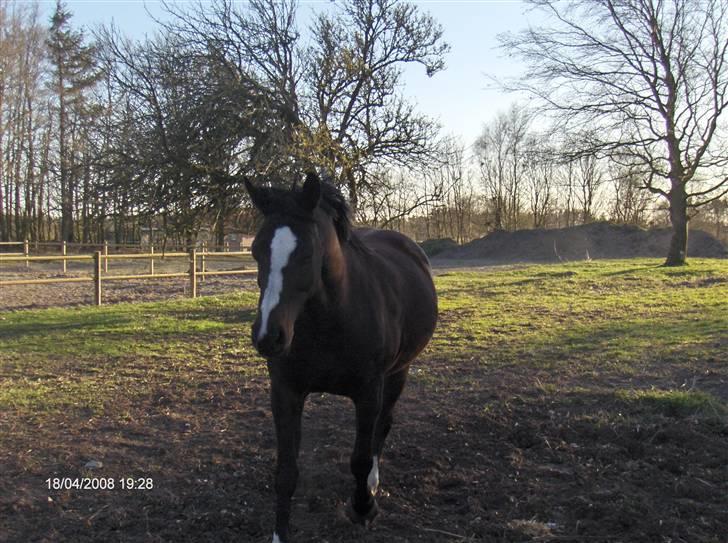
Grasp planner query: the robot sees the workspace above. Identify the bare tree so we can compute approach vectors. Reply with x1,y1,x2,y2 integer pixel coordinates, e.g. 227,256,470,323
525,142,555,228
610,162,654,226
575,155,604,223
0,1,51,242
356,163,445,232
709,198,727,241
499,0,728,265
475,104,531,231
428,140,476,243
159,0,448,219
476,122,507,231
302,0,449,213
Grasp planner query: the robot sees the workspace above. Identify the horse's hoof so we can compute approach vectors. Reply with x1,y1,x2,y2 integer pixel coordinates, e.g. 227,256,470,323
346,498,379,525
272,531,288,543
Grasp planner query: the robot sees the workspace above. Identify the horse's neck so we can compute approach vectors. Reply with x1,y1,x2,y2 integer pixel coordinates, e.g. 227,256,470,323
311,219,369,315
321,233,349,301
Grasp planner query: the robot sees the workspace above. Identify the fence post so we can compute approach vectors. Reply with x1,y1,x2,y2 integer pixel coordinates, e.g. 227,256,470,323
189,249,197,298
200,241,206,283
103,241,109,273
24,239,29,269
62,241,67,273
94,251,102,306
149,244,155,275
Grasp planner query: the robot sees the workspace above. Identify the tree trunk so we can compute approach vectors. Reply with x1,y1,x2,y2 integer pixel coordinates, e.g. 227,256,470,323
345,168,358,216
494,195,503,230
215,211,226,248
186,229,196,251
665,187,688,266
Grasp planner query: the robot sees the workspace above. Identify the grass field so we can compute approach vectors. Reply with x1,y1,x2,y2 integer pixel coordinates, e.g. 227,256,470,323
1,258,726,542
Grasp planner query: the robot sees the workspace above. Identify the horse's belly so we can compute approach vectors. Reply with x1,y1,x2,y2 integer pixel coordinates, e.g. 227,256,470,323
272,350,381,397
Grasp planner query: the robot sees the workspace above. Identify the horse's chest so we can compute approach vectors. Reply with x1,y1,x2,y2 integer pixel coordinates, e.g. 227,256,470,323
274,294,404,393
274,350,378,396
297,306,392,354
277,323,388,394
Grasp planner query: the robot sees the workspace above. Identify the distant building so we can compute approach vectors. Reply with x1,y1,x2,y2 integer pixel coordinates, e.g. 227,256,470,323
139,226,161,248
139,225,254,251
224,232,254,251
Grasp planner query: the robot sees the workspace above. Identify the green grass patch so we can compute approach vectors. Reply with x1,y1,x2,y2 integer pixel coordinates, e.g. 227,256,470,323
0,291,264,415
616,389,727,418
1,258,726,418
431,258,727,371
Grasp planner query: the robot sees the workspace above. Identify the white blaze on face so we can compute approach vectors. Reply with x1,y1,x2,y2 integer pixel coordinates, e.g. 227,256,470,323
272,533,281,543
368,455,379,494
258,226,298,342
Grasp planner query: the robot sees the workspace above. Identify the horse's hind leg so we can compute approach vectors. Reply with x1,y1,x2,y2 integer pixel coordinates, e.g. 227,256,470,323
348,380,383,524
373,370,408,460
270,380,305,543
366,370,407,497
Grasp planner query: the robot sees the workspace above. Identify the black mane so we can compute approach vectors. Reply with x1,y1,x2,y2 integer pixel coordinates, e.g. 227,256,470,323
318,180,355,242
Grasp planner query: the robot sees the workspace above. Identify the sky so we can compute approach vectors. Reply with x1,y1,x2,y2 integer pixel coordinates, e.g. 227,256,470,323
36,0,536,146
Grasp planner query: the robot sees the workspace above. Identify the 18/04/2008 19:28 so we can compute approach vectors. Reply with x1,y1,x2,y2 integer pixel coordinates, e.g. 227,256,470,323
45,477,154,490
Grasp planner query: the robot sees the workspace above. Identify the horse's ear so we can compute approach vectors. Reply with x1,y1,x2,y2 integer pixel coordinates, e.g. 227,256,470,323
244,177,269,213
300,171,321,212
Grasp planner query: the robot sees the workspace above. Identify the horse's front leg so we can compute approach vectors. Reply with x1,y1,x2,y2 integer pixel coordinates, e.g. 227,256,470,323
348,380,383,523
270,380,305,543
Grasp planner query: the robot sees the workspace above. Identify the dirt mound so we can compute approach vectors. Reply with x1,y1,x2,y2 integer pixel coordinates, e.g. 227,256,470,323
419,237,458,257
438,222,728,262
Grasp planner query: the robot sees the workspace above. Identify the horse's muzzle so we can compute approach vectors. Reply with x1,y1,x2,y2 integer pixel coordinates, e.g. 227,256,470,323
253,324,289,358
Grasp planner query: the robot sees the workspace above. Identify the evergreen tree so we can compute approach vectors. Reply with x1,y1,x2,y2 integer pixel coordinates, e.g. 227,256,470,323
47,0,99,242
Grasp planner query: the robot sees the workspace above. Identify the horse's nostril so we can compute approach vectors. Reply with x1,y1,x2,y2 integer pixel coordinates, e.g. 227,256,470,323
273,327,285,347
254,324,287,357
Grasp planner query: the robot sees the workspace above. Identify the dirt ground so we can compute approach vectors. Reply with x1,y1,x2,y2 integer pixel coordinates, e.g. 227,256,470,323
0,261,257,311
2,263,727,542
2,356,726,543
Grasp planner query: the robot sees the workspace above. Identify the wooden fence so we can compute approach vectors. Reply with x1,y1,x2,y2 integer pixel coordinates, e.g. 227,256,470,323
1,239,240,258
0,248,256,306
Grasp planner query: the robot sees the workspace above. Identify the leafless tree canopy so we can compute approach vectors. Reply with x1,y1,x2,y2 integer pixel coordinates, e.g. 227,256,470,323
1,0,726,251
499,0,728,264
157,0,449,214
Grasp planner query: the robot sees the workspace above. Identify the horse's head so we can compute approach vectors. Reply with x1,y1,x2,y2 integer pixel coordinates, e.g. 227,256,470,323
245,171,331,358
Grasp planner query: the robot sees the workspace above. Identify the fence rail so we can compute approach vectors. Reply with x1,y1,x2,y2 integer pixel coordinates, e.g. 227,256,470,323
0,239,245,251
0,248,256,306
2,254,92,262
1,239,250,271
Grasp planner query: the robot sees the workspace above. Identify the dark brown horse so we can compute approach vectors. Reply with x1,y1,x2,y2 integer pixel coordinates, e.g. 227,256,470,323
245,172,437,543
